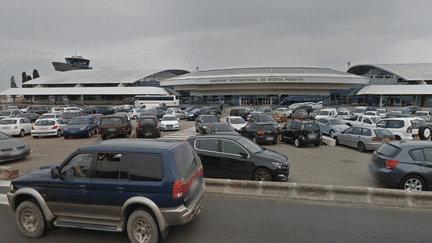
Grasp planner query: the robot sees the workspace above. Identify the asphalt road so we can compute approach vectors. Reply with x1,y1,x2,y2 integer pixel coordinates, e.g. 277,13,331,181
1,193,431,243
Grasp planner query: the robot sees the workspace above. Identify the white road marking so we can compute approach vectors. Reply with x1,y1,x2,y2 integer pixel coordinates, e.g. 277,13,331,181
0,181,11,187
86,135,100,145
0,195,8,205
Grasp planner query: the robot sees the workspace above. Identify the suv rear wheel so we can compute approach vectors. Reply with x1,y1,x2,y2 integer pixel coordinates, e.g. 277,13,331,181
127,209,159,243
15,200,46,238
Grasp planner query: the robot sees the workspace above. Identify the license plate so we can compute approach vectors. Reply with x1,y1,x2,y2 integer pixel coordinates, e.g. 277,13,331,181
145,132,153,136
266,136,274,141
108,128,116,132
308,134,317,138
40,127,48,130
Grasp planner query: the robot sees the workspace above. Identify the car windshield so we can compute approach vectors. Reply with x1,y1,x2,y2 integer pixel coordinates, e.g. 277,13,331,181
318,111,330,115
213,124,234,131
0,111,11,116
162,116,177,121
238,137,263,153
35,120,55,126
377,110,386,114
68,118,89,125
329,119,344,125
370,117,381,123
259,116,274,121
0,119,17,124
353,108,364,113
39,114,55,119
230,118,245,124
364,112,376,115
202,117,218,122
61,113,76,119
190,108,201,113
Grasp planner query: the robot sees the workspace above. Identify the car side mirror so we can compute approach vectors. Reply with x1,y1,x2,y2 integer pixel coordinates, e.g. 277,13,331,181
346,122,352,126
239,152,248,158
51,166,63,180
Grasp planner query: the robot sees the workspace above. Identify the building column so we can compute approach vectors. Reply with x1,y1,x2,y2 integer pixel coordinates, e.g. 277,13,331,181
379,95,383,107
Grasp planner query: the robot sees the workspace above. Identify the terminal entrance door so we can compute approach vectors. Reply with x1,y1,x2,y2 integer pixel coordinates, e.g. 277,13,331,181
239,97,272,106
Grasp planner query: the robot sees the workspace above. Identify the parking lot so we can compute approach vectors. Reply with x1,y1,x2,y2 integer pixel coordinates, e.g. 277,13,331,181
1,117,387,189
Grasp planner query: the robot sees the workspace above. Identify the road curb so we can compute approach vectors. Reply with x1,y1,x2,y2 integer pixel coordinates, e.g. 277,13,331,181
204,179,432,209
0,167,19,180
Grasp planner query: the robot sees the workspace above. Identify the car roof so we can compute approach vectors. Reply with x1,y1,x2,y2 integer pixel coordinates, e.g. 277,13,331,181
189,134,244,141
78,139,186,152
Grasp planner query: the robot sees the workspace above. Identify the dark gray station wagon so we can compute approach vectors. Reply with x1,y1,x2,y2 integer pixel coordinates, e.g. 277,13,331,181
7,139,205,243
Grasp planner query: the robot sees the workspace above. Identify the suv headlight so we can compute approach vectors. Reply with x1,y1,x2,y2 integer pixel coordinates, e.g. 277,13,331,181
10,183,15,193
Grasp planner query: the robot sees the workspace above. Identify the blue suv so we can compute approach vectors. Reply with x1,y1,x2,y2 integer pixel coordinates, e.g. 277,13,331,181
7,139,205,243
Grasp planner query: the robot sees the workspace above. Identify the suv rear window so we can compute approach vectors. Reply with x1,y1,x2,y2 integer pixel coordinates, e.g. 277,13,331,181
101,118,122,125
140,118,157,125
173,145,200,181
304,123,320,131
376,143,401,158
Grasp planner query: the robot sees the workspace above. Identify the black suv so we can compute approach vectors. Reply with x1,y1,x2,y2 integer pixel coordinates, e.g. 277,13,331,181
230,108,249,120
136,115,161,138
195,115,219,134
279,120,322,147
98,114,132,140
188,134,290,181
7,139,205,242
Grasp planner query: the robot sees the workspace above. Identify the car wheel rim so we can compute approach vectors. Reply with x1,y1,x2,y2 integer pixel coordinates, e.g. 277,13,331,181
21,209,39,232
256,171,270,181
20,130,24,136
133,218,152,243
330,131,334,138
404,178,423,191
295,139,299,147
425,129,431,138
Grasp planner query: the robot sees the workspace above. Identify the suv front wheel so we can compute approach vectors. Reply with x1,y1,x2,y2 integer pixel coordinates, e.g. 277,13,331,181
127,209,159,243
15,200,46,238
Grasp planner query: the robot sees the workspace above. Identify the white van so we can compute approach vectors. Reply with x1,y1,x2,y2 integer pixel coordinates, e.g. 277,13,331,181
352,106,368,117
314,108,337,120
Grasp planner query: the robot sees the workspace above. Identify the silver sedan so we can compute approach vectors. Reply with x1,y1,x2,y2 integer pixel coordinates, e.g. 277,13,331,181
333,127,395,152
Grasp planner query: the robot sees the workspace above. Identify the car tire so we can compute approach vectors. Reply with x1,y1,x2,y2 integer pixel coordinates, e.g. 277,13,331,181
102,135,107,140
56,130,61,137
294,138,301,148
329,130,335,138
32,136,39,139
272,140,277,145
87,130,92,138
64,135,69,139
334,136,339,145
127,209,159,243
253,168,272,181
314,142,320,147
15,200,46,239
252,136,258,143
400,175,425,192
419,126,431,140
357,142,366,152
20,129,25,137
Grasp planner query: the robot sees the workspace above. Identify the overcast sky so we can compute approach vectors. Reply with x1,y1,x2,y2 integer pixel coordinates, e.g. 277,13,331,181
1,0,432,92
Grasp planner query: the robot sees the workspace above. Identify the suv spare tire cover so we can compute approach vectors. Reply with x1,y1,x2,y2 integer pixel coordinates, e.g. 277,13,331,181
419,126,431,140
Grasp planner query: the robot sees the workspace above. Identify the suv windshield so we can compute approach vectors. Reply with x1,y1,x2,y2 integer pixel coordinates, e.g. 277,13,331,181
202,117,218,122
230,118,245,124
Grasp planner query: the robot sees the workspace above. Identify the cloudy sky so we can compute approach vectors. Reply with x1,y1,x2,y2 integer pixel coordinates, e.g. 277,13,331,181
1,0,432,92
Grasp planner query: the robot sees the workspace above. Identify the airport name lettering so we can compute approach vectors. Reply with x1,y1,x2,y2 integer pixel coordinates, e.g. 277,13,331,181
209,77,304,83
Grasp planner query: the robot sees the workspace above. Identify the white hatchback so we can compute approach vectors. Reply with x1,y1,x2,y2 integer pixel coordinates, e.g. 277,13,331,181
0,118,33,137
31,118,67,138
225,116,247,131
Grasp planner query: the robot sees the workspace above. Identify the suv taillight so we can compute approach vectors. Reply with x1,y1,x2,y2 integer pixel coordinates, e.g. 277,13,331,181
172,166,203,200
52,126,58,129
406,126,413,133
257,130,264,135
384,160,398,169
172,179,183,199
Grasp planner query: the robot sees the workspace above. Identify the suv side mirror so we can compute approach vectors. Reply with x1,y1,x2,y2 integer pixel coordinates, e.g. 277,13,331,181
51,166,62,180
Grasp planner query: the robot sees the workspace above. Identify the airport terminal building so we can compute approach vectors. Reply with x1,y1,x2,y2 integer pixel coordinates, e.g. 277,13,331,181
160,67,369,106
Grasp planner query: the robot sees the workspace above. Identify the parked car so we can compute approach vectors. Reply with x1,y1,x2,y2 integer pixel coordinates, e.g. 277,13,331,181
94,106,115,115
60,112,80,124
369,140,432,191
314,108,338,120
376,117,427,141
185,108,202,121
14,113,40,123
279,120,322,147
205,122,239,135
414,110,432,122
129,108,146,119
376,108,388,118
315,118,350,138
50,107,64,116
63,107,82,113
0,132,30,162
404,105,422,114
333,127,395,152
63,116,98,139
31,118,67,138
351,106,368,118
7,139,205,242
336,110,351,119
249,113,279,130
160,114,180,131
270,111,288,123
225,116,247,131
36,113,60,121
136,115,161,138
170,109,186,119
25,105,52,115
195,115,219,134
274,107,293,117
364,111,379,116
0,117,33,137
347,115,382,128
293,105,314,114
291,109,309,120
309,109,322,120
229,108,249,120
0,110,22,120
188,134,290,181
239,122,278,145
98,114,132,140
